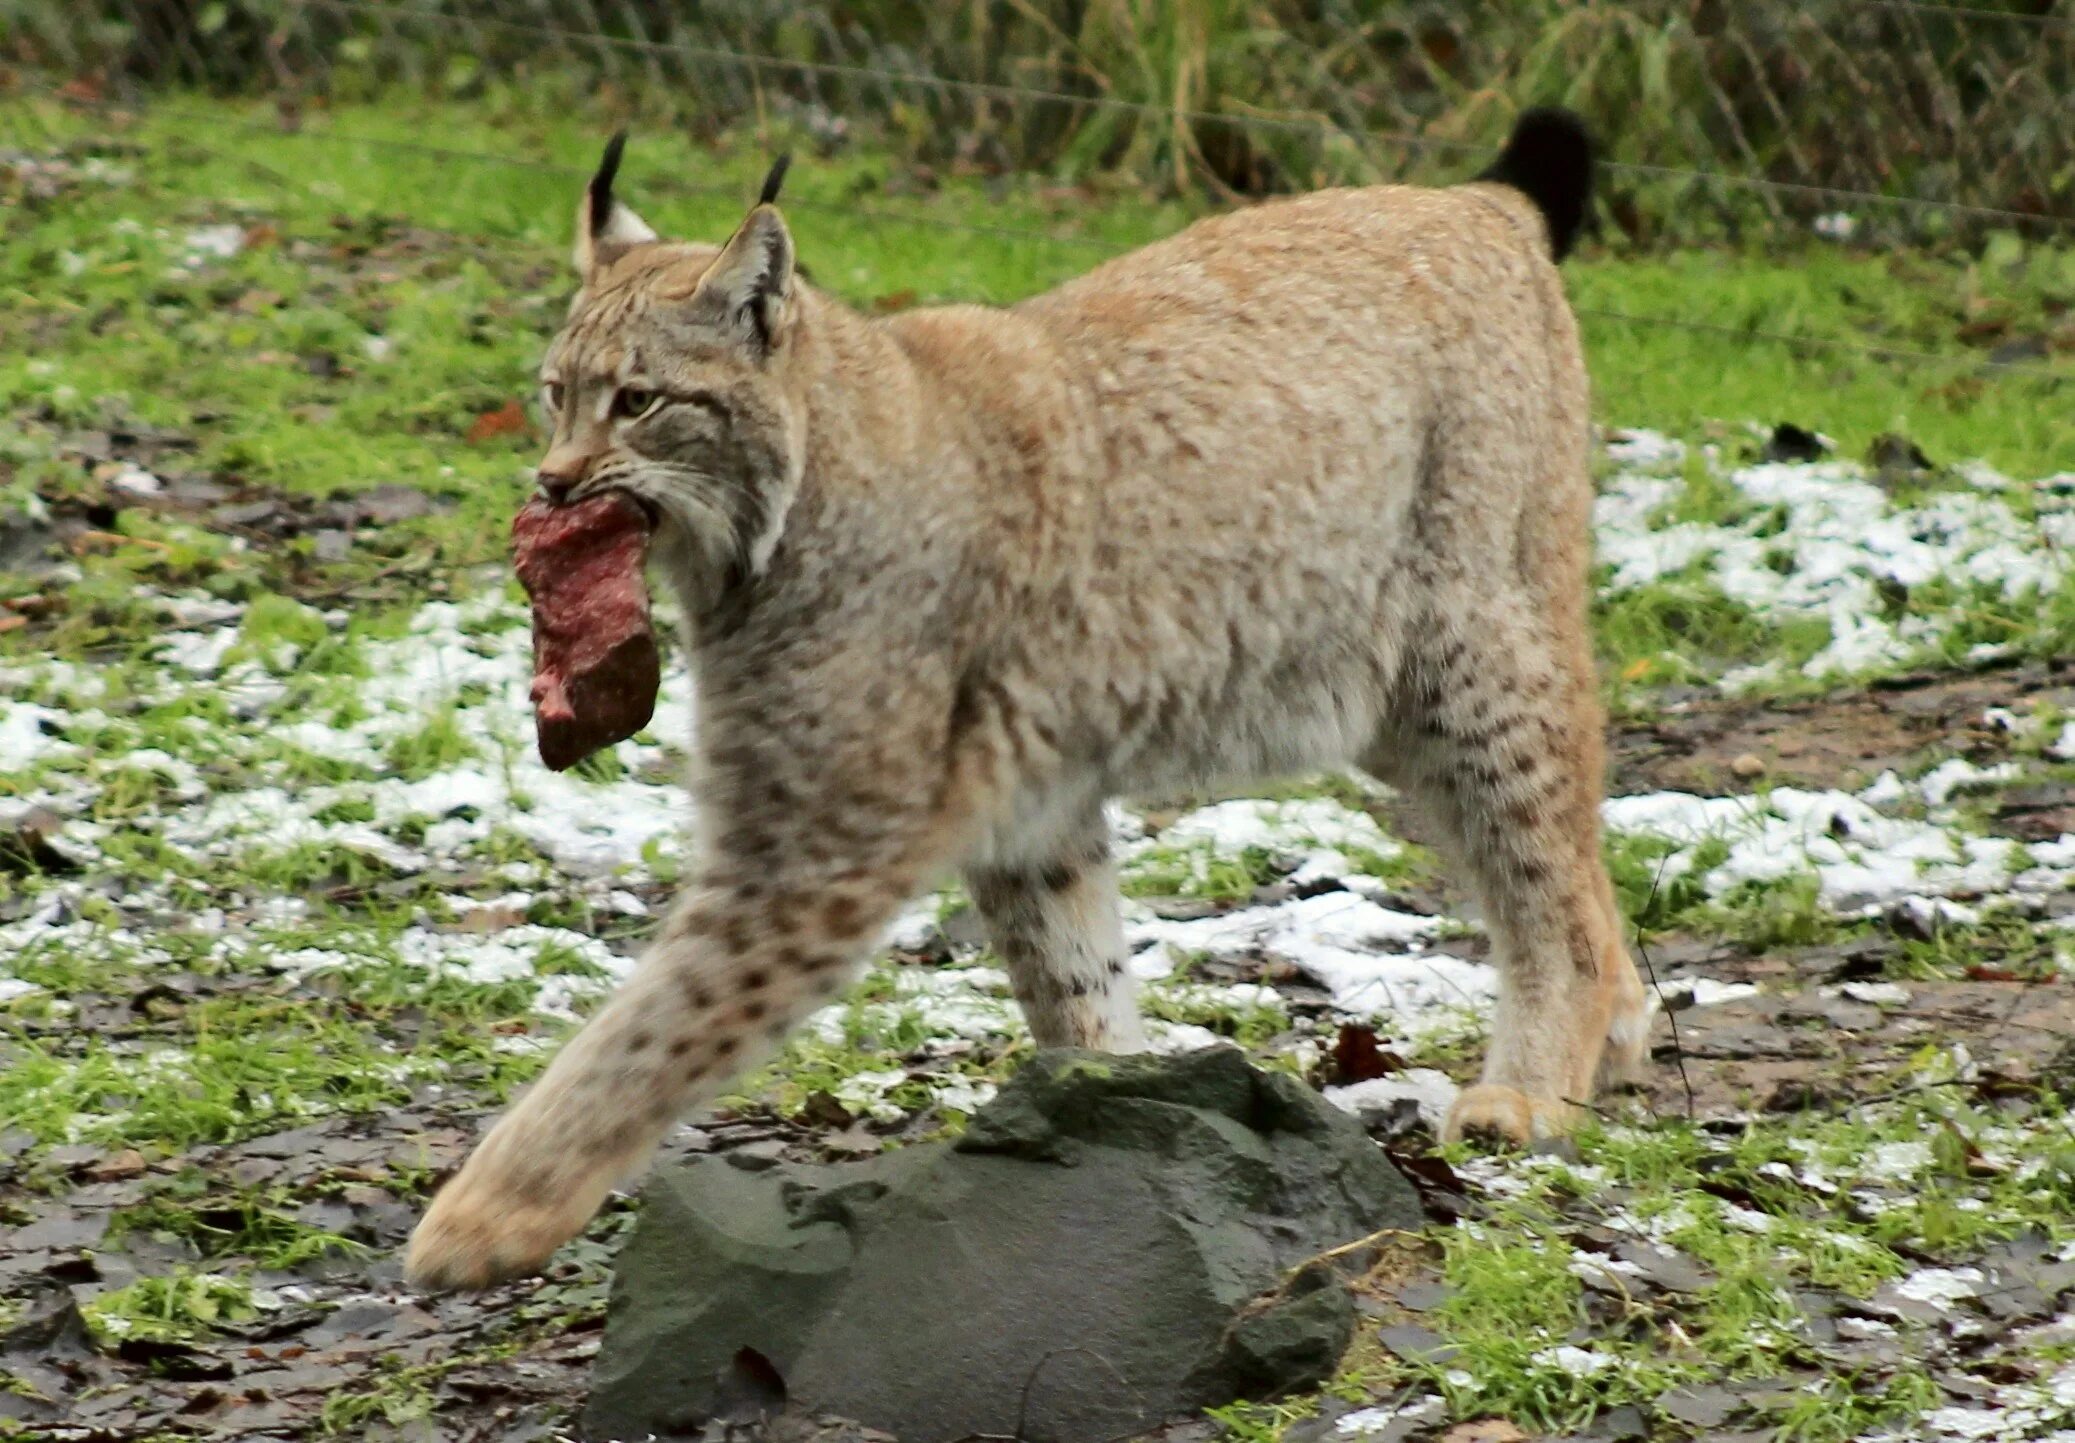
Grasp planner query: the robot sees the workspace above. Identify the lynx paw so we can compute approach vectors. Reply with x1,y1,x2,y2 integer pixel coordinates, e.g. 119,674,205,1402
1441,1084,1576,1147
404,1167,602,1292
1598,1004,1655,1091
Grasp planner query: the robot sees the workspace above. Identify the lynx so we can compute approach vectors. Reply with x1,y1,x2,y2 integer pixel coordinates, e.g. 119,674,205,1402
406,111,1652,1291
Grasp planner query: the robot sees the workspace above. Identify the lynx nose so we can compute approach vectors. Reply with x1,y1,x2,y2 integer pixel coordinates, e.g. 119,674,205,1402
535,442,593,503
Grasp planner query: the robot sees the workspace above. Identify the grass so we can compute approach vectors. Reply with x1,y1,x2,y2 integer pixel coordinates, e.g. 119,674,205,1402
81,1270,261,1348
1120,842,1288,902
1595,574,1833,692
1334,1093,2075,1441
4,95,2070,505
107,1182,368,1270
38,0,2075,234
1569,245,2075,476
1894,911,2072,982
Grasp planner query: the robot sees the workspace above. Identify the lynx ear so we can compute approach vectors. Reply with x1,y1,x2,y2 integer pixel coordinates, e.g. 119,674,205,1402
696,155,795,354
574,131,658,276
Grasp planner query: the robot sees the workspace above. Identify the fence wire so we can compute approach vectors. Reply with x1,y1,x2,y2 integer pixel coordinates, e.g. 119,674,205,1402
9,74,2068,390
7,0,2072,240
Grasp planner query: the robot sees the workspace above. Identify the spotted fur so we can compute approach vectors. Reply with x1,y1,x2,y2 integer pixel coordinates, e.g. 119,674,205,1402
404,126,1650,1291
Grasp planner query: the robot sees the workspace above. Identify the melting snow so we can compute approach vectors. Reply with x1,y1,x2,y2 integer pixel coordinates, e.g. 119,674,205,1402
2,441,2072,1158
1324,1069,1461,1129
1593,439,2071,685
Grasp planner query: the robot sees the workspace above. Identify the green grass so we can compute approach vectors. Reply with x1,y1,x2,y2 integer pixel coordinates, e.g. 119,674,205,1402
4,93,2069,511
1121,842,1287,902
1570,245,2075,477
1894,910,2072,982
81,1270,259,1347
1322,1092,2075,1441
107,1181,369,1270
0,941,570,1153
1595,573,1833,693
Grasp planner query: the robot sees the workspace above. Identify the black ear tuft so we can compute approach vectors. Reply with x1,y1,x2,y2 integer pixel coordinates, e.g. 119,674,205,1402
590,130,630,234
757,153,792,208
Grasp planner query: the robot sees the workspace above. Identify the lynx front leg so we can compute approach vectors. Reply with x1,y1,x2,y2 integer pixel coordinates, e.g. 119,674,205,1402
404,854,926,1291
966,810,1146,1051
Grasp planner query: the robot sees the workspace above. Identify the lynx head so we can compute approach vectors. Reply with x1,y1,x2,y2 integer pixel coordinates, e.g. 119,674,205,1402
537,135,804,615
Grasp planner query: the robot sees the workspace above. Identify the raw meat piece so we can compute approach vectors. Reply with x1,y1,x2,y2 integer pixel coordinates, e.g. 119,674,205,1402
511,491,661,771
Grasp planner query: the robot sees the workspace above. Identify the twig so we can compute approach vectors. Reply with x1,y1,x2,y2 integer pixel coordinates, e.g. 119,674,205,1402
1634,851,1697,1121
1277,1225,1426,1286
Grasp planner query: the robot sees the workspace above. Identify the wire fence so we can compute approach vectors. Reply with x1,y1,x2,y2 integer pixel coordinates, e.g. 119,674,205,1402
7,0,2073,242
10,80,2068,394
3,1,2072,392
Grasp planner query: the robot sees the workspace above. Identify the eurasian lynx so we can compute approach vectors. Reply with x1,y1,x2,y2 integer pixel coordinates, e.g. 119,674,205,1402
406,112,1652,1290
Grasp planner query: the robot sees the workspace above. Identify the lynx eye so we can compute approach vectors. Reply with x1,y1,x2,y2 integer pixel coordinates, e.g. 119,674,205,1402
613,387,662,420
541,380,565,415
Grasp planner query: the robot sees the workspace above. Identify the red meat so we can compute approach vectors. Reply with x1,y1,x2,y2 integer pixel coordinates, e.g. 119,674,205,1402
511,491,661,772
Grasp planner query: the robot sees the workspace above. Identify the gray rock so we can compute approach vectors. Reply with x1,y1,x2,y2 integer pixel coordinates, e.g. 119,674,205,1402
584,1047,1419,1443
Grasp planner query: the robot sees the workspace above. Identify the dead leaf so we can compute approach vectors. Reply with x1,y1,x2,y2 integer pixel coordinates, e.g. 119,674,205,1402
871,290,918,313
800,1090,855,1129
1330,1022,1405,1083
447,901,527,934
2,805,82,875
0,615,24,634
71,530,169,556
1439,1421,1527,1443
823,1123,883,1157
1966,965,2024,983
84,1149,147,1182
465,400,529,444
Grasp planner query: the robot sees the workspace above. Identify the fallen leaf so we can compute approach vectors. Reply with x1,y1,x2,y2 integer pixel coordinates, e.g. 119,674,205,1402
800,1090,856,1129
1867,432,1932,474
465,400,529,444
84,1149,147,1182
1760,422,1827,462
871,290,918,313
1439,1421,1527,1443
1966,965,2024,983
1331,1023,1406,1083
448,902,527,934
71,530,170,555
0,615,24,634
2,805,83,875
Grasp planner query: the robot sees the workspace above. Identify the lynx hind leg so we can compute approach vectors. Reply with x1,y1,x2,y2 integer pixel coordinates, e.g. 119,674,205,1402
965,814,1147,1052
1376,614,1648,1146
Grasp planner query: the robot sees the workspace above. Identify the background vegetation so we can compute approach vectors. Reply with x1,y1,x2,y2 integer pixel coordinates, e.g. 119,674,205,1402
9,0,2074,245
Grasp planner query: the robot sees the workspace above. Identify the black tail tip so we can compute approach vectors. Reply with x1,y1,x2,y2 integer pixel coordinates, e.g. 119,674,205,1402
1477,107,1594,261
